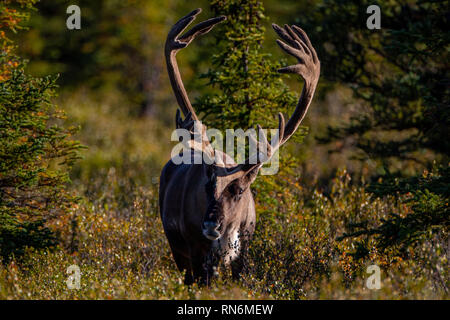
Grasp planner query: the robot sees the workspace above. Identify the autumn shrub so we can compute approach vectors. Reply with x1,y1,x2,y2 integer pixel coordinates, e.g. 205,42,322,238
0,165,447,299
244,170,448,299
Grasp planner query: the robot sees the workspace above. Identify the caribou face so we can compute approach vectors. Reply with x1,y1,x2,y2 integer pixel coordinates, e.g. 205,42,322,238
201,165,259,241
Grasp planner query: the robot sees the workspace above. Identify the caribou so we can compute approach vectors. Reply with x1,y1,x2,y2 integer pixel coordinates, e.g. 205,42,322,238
159,8,320,285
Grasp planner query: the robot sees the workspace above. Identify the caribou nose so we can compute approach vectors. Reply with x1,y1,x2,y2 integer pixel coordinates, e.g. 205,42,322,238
202,221,221,240
203,221,219,231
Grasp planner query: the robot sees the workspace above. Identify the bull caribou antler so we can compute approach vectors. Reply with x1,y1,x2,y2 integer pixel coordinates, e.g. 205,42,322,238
166,12,319,175
224,23,320,174
166,8,226,121
166,9,225,160
175,109,194,131
160,10,321,286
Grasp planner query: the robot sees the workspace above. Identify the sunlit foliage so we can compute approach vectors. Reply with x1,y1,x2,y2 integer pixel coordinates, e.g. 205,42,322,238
0,0,83,261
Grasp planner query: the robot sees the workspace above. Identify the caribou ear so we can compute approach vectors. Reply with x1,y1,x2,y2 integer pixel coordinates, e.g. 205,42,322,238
239,165,261,188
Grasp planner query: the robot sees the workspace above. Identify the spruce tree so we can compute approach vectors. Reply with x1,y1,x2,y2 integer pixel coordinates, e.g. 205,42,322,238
195,0,299,133
0,1,83,261
296,0,449,255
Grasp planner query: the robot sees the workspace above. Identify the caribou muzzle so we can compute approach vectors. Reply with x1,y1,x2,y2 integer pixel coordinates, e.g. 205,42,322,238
202,220,222,240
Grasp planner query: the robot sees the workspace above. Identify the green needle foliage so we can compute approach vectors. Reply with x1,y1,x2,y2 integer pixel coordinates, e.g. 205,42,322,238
297,0,449,256
195,0,299,135
0,1,84,262
338,165,449,258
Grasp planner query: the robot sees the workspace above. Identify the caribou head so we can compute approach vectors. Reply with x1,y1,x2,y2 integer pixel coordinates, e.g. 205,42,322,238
159,8,320,285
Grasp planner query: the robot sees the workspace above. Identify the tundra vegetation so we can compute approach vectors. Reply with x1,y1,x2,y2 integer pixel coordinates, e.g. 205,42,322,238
0,0,448,299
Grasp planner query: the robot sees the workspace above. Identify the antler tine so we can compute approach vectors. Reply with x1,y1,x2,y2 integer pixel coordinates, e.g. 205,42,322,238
252,112,286,162
176,109,181,127
273,112,286,152
167,9,201,46
179,16,226,44
223,112,285,175
271,23,320,147
176,109,194,131
165,9,226,122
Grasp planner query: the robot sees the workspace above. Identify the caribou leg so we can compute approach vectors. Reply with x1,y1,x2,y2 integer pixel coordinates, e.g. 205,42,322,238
191,248,209,285
164,231,193,285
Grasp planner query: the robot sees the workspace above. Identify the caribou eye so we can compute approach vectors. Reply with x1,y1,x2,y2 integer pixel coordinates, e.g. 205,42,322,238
228,184,243,197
